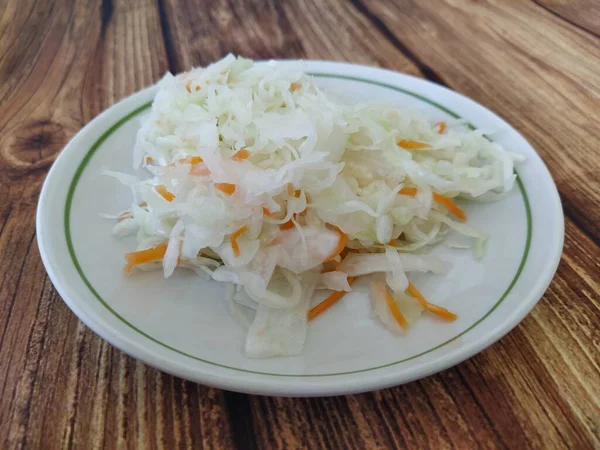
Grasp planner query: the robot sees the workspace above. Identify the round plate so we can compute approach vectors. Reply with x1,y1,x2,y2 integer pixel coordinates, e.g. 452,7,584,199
37,61,563,396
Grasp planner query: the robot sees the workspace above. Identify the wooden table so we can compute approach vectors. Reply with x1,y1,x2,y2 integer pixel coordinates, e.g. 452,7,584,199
1,1,599,448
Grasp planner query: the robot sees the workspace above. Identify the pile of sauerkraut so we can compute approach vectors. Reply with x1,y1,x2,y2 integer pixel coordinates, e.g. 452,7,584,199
107,55,523,358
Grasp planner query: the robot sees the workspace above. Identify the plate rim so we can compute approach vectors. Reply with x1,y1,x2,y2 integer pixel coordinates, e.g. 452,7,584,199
37,60,564,396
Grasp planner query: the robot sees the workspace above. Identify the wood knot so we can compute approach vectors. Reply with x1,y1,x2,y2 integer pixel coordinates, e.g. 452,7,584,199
0,120,72,173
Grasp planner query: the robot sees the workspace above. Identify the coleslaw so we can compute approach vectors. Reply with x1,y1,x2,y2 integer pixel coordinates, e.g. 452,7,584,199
107,55,524,358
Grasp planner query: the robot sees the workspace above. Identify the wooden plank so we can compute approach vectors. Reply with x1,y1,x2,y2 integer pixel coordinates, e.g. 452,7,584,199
0,1,236,449
159,0,421,74
535,0,600,37
358,0,600,244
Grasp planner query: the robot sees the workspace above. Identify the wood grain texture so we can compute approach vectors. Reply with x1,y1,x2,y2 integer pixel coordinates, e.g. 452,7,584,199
534,0,600,37
159,0,422,74
0,0,599,448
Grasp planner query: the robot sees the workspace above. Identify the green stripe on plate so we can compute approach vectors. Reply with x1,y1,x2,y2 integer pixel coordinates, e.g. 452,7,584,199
64,74,532,377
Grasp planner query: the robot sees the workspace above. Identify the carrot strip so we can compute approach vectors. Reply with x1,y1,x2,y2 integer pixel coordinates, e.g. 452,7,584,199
398,187,466,220
232,148,251,161
231,226,248,257
168,156,205,169
294,189,302,198
185,83,192,93
406,282,457,321
195,85,201,92
385,289,409,330
117,212,132,222
308,277,356,320
145,156,154,164
435,121,447,134
432,192,466,221
215,183,236,195
124,242,168,274
325,225,347,261
155,185,175,202
339,247,351,259
263,207,277,217
397,139,430,150
179,156,204,164
280,219,295,230
398,187,418,197
290,82,302,92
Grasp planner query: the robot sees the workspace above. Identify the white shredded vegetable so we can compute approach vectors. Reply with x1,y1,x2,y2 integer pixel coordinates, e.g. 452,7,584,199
108,55,523,357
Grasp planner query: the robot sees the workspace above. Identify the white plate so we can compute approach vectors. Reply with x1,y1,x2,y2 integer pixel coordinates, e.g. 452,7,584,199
37,61,563,396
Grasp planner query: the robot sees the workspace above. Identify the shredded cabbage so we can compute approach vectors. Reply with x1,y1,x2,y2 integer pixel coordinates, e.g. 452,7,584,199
108,55,523,357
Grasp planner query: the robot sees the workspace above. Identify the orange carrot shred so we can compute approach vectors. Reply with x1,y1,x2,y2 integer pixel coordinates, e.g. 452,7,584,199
185,83,192,93
397,139,430,150
435,121,447,134
398,187,418,197
145,156,154,164
117,212,132,222
339,247,352,259
432,192,466,221
124,242,168,274
262,207,276,217
155,185,175,202
179,156,204,164
195,85,201,92
398,187,466,220
308,277,356,320
231,226,248,257
290,82,302,92
294,189,302,198
385,289,409,330
325,225,347,262
232,148,251,161
280,219,295,230
215,183,236,195
406,282,457,321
